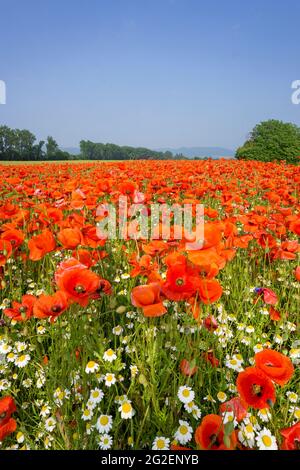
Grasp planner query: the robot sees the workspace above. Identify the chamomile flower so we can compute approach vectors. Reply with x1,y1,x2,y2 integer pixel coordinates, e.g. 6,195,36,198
178,386,195,404
37,325,46,335
217,391,227,402
238,423,255,447
174,420,193,445
152,436,170,450
119,400,135,419
104,373,116,387
6,352,16,362
85,361,99,374
286,391,298,403
16,432,25,444
98,433,113,450
45,417,56,432
15,354,30,368
40,404,51,417
103,349,117,362
225,357,243,372
112,325,123,336
256,428,278,450
0,343,11,354
82,408,93,421
96,414,113,433
89,388,104,404
257,408,271,422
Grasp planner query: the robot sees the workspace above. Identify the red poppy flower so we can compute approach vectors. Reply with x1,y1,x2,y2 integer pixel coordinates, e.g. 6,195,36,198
198,279,223,304
180,359,198,377
162,260,201,301
195,414,237,450
4,294,36,322
28,229,56,261
56,267,102,307
255,287,278,305
254,349,294,386
131,282,166,317
57,228,83,249
220,397,248,422
269,306,281,321
0,396,17,442
1,228,24,250
280,422,300,450
236,366,276,409
33,291,69,320
0,240,12,266
203,351,219,368
295,266,300,282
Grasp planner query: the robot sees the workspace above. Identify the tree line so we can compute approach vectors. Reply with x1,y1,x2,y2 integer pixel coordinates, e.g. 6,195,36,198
0,125,184,161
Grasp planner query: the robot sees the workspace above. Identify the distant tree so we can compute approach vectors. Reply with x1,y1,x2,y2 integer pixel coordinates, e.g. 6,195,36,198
46,136,59,159
236,120,300,164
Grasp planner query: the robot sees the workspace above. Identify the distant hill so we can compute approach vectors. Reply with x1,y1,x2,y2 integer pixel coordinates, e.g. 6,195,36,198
156,147,235,158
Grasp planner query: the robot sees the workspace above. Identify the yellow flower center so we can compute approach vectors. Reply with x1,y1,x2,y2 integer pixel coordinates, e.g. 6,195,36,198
179,426,188,435
156,439,165,449
100,416,109,426
182,389,190,397
122,403,132,413
262,435,272,447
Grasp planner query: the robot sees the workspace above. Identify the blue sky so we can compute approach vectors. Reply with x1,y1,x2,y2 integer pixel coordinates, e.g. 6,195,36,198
0,0,299,150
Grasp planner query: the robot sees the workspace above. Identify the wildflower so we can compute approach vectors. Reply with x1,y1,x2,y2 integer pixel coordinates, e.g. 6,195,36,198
85,361,99,374
103,349,117,362
118,400,135,419
152,436,170,450
236,367,276,409
96,415,113,433
112,325,123,336
89,388,104,404
195,414,237,450
217,391,227,403
256,428,278,450
81,408,93,421
254,349,294,386
104,373,116,387
257,408,271,422
178,386,195,404
45,417,56,432
15,354,31,368
174,420,193,445
98,433,113,450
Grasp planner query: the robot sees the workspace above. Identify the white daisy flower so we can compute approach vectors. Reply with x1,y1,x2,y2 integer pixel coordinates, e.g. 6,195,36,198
103,349,117,362
96,414,113,433
45,417,56,432
104,373,116,387
257,408,271,422
0,343,12,354
152,436,170,450
256,428,278,450
177,386,195,404
98,433,113,450
118,400,135,419
15,354,30,368
82,408,93,421
174,420,193,444
85,360,99,374
217,391,227,402
112,325,123,336
89,388,104,404
286,391,298,403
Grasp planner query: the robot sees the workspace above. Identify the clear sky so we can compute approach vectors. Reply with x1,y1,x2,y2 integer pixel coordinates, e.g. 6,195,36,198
0,0,300,150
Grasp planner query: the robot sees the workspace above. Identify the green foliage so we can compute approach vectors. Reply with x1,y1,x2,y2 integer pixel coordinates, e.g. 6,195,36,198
236,120,300,164
79,140,173,160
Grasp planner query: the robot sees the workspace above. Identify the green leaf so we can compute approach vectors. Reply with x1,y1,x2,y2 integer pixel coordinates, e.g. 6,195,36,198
224,420,234,435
